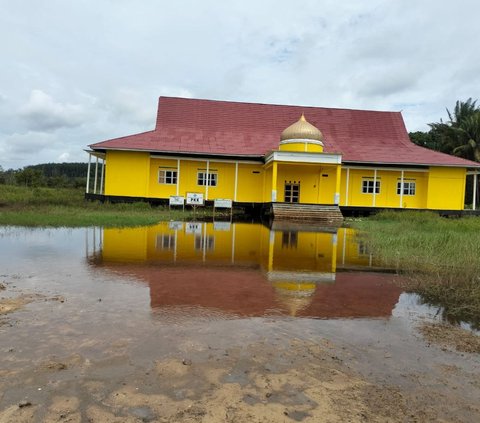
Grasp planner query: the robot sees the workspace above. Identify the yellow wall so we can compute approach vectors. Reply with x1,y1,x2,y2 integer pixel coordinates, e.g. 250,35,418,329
279,142,323,153
104,151,150,197
427,167,466,210
236,164,264,202
103,151,468,210
101,222,337,273
147,158,264,202
340,168,428,209
271,163,338,204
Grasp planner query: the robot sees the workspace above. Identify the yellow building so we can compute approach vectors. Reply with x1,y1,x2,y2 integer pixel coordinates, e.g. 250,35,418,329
86,97,480,214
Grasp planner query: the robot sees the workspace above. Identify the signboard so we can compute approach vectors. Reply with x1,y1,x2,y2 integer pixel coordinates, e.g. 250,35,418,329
214,198,232,209
168,221,184,230
186,192,204,205
186,222,203,234
214,221,231,231
169,195,185,206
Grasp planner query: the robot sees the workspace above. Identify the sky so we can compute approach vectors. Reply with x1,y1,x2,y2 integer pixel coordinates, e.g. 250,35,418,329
1,0,479,169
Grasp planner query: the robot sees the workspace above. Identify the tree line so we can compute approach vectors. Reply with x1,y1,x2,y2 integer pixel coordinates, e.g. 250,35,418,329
409,98,480,204
0,162,92,188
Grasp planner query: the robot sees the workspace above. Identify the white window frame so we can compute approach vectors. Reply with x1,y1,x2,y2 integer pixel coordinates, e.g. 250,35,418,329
155,234,175,250
397,181,416,196
197,171,217,187
362,179,380,194
158,169,177,185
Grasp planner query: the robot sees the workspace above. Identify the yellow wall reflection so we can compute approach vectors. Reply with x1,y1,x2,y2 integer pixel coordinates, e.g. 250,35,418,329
92,223,399,318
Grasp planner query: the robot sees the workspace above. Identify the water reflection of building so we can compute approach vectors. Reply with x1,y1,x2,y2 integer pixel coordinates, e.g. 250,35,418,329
87,223,401,318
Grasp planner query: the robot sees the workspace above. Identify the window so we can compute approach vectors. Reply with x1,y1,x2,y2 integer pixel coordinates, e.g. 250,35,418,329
397,181,416,196
284,181,300,203
156,234,175,250
362,179,380,194
158,169,177,184
282,231,298,249
194,235,215,251
197,172,217,186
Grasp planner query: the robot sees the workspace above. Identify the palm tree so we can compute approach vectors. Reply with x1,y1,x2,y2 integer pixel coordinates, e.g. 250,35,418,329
429,98,480,160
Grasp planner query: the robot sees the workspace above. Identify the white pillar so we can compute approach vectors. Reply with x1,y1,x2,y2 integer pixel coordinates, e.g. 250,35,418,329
93,156,99,194
176,159,180,196
473,171,477,211
205,160,210,201
86,153,91,194
399,170,404,208
372,169,377,207
100,159,105,194
231,223,236,264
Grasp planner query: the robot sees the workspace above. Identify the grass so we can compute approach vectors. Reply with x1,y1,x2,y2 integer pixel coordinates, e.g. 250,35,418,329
0,185,228,227
350,211,480,328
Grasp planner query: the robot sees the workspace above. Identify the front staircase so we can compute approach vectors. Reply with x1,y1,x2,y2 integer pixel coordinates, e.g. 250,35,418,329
271,203,344,224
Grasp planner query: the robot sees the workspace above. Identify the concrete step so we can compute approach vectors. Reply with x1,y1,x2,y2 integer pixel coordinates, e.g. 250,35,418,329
272,203,344,223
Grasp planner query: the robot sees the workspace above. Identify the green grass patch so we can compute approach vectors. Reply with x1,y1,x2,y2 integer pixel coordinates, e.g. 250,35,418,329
0,185,225,227
351,211,480,328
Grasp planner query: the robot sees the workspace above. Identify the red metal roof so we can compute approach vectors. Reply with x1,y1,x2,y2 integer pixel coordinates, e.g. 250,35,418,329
90,97,480,167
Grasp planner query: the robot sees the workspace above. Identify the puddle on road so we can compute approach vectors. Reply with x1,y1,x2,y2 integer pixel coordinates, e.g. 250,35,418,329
0,223,479,422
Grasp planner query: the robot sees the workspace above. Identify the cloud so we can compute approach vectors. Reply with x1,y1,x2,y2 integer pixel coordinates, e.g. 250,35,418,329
1,0,480,167
20,90,86,131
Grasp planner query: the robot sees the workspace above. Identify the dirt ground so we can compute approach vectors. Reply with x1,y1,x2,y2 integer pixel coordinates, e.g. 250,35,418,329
1,283,480,423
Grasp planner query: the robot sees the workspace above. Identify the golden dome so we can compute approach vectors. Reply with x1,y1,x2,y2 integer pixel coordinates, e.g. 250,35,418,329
280,114,323,142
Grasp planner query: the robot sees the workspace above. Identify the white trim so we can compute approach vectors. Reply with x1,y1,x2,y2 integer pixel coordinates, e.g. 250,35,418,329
373,169,377,207
84,150,106,159
399,170,404,208
344,161,480,169
150,154,261,165
176,159,180,196
266,271,335,283
89,148,480,169
343,165,429,173
234,162,238,201
279,138,324,146
265,150,341,165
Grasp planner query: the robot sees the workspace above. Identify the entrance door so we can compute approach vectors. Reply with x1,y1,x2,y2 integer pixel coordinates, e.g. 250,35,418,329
284,181,300,203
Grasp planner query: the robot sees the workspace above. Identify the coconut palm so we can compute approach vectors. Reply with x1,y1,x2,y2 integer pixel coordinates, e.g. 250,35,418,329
428,98,480,160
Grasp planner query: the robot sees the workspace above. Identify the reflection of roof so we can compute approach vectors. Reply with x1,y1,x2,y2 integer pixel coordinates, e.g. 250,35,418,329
90,96,480,167
95,263,402,319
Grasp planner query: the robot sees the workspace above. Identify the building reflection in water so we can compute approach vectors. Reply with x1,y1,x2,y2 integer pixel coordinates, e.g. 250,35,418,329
86,222,401,318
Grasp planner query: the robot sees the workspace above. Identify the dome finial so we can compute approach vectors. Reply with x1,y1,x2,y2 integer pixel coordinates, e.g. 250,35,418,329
280,114,323,142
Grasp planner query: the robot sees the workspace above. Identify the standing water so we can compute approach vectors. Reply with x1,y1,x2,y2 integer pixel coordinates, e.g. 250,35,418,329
0,222,479,422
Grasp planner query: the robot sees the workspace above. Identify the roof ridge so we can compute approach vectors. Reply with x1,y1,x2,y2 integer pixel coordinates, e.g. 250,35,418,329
158,96,402,115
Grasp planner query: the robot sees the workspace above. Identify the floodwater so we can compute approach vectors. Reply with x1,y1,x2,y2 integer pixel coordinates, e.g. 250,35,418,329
1,222,479,422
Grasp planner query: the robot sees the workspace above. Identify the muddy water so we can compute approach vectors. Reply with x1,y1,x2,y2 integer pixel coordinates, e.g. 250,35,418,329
1,223,479,422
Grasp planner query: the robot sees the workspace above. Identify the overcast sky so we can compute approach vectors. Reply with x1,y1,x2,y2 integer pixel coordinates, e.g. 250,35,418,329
1,0,479,169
